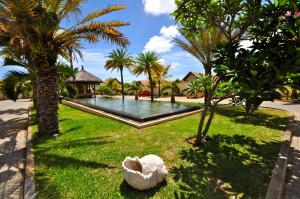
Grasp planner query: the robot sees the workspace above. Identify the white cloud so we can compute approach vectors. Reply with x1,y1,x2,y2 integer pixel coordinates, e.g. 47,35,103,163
143,0,177,16
144,36,174,53
159,51,204,80
160,25,180,38
144,25,179,53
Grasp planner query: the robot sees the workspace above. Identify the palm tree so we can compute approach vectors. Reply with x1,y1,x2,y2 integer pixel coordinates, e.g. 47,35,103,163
162,79,181,103
173,27,225,105
133,52,163,102
57,62,78,97
105,78,121,95
105,49,135,100
0,1,129,135
183,79,202,98
153,65,171,97
127,81,143,100
3,70,31,101
0,46,38,107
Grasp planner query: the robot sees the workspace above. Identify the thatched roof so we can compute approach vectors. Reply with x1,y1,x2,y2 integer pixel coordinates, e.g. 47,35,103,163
66,66,103,83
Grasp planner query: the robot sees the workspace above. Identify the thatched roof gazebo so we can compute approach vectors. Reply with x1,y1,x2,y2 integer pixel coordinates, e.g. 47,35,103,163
66,66,103,98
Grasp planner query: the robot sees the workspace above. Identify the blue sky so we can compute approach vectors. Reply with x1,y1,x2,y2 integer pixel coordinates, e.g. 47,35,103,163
0,0,203,82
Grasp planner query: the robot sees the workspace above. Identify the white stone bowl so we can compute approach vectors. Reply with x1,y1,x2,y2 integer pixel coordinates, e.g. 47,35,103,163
122,154,168,190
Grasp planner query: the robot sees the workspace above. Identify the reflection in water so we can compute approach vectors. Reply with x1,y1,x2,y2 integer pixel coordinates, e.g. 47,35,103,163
74,96,195,117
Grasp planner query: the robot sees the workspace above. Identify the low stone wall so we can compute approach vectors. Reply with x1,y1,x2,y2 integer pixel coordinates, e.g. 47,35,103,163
265,119,294,199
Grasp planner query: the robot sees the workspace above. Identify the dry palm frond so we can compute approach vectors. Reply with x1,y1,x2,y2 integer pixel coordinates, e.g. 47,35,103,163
79,5,127,24
58,0,84,20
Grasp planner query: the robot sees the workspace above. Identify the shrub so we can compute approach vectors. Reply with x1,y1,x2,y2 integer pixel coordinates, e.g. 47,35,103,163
66,84,77,99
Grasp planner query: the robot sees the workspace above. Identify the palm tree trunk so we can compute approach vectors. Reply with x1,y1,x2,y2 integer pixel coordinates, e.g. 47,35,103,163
120,67,124,100
69,48,73,69
158,81,161,97
292,88,298,99
148,68,154,102
32,79,37,108
36,62,59,135
204,65,212,107
171,89,175,103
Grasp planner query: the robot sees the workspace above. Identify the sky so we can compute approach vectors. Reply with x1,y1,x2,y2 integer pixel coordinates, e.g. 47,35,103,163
0,0,204,83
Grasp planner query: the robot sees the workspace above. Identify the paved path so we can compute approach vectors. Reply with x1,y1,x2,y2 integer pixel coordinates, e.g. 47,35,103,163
0,100,30,199
259,101,300,199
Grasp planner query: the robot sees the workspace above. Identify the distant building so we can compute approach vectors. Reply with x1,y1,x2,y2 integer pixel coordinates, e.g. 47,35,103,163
138,80,160,96
66,66,103,98
178,72,202,96
137,72,202,97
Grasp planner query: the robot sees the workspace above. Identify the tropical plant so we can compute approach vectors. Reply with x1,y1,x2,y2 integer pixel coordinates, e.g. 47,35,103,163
161,79,181,103
173,0,262,145
133,52,164,102
214,1,300,115
153,64,171,97
173,28,225,105
127,81,144,100
101,87,113,97
105,49,135,100
173,28,225,76
0,0,129,135
3,71,32,101
0,46,38,106
183,74,212,98
99,78,121,96
193,76,236,144
57,62,78,97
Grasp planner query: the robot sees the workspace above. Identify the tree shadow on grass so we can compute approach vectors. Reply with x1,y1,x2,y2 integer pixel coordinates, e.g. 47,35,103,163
215,105,291,131
34,136,116,198
33,135,113,152
119,180,167,199
36,153,116,169
172,134,281,199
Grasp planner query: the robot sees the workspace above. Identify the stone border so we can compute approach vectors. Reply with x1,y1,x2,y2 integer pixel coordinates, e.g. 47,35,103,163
265,118,294,199
62,100,202,128
23,108,36,199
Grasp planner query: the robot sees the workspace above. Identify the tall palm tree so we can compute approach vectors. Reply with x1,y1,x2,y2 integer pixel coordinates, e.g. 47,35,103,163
162,79,181,103
127,81,143,100
105,49,135,100
133,52,163,102
0,0,129,135
173,27,225,105
153,64,171,97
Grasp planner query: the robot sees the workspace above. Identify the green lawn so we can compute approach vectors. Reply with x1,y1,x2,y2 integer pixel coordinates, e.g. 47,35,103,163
32,104,290,199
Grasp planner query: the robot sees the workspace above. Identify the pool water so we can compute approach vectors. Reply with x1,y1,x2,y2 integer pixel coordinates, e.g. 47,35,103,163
72,97,198,122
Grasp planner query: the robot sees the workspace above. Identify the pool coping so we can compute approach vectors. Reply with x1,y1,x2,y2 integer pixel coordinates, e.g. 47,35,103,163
69,98,199,123
62,100,202,128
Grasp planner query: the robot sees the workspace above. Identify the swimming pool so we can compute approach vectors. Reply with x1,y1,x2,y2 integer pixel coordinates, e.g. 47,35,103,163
72,97,199,123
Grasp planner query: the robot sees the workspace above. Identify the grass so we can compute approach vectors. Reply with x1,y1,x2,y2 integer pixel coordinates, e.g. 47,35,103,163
32,104,290,199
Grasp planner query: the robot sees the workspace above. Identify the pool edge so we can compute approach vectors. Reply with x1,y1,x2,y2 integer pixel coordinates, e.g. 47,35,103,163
62,100,202,128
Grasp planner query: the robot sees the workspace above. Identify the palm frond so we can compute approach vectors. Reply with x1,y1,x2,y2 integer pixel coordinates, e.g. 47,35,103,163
79,5,127,24
3,70,31,101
